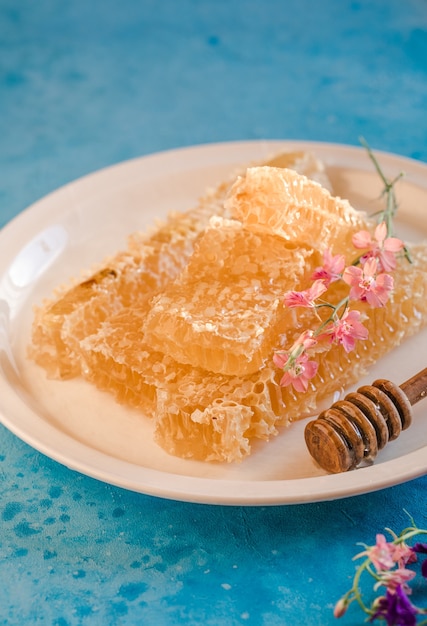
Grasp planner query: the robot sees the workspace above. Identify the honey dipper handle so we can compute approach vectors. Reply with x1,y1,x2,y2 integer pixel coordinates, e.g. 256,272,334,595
400,367,427,406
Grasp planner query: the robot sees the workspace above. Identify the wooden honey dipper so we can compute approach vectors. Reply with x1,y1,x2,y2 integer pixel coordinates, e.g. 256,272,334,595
304,367,427,473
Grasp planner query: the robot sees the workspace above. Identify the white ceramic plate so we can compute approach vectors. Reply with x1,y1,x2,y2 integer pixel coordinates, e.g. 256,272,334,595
1,140,427,505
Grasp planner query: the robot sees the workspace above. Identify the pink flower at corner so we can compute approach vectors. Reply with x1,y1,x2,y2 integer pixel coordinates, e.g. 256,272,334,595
375,567,417,595
324,309,369,353
276,352,318,392
352,222,404,272
283,279,328,308
333,598,347,619
311,249,346,285
356,534,416,572
357,533,396,571
342,257,394,307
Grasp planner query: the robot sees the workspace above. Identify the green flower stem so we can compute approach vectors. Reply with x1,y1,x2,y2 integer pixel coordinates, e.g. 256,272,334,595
393,526,427,545
313,297,350,335
339,557,375,616
359,136,412,263
359,136,403,232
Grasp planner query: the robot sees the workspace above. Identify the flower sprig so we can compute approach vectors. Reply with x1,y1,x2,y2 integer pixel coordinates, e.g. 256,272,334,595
334,514,427,625
273,141,409,392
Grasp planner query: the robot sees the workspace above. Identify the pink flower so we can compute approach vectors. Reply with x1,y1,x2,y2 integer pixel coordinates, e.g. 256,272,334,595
392,543,418,568
352,222,404,272
342,257,394,307
375,568,416,594
273,330,318,392
283,279,327,308
359,534,397,571
333,598,348,618
325,309,369,353
276,352,318,392
357,535,417,573
292,329,317,352
311,249,346,285
273,331,317,368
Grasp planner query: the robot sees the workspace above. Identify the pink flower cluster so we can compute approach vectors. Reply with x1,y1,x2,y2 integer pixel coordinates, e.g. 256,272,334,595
273,221,404,392
360,533,418,591
334,524,427,625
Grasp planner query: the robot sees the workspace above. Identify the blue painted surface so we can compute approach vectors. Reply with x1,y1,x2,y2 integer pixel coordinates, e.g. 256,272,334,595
1,0,427,623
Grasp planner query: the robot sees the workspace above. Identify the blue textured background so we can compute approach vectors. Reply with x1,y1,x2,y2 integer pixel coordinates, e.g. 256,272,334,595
1,0,427,624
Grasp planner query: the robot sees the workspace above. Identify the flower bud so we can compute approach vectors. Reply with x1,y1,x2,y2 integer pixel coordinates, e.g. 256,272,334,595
333,598,347,618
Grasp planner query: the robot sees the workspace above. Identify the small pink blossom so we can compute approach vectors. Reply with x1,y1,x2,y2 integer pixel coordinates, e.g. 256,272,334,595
277,352,318,392
375,567,416,594
292,329,317,352
324,309,369,353
273,331,318,391
342,257,394,307
311,249,346,285
391,543,418,568
352,222,404,272
357,535,417,573
273,331,317,369
333,598,348,618
359,534,396,571
283,279,327,308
